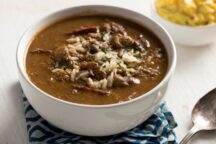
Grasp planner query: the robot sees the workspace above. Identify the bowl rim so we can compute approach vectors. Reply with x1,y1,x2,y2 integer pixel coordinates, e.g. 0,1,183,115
151,0,216,29
17,5,176,108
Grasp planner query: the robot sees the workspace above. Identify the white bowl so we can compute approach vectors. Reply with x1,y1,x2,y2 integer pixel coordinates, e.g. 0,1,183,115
17,5,176,136
151,1,216,46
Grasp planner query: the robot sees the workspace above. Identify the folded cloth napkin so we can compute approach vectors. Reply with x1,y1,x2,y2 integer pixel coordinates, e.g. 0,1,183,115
22,95,177,144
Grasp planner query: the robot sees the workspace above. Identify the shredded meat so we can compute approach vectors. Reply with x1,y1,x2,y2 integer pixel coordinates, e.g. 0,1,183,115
120,35,135,46
134,37,150,51
79,61,106,79
53,47,70,62
110,34,122,49
93,69,106,80
126,77,140,84
110,22,126,34
113,74,129,87
110,34,135,49
79,61,99,70
71,84,110,95
113,75,140,87
66,26,98,35
139,67,160,76
52,69,70,81
102,22,126,34
89,44,100,54
88,33,102,39
102,23,111,32
30,48,52,54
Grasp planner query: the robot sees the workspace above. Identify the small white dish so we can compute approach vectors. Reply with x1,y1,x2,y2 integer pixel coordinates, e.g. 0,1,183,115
17,5,176,136
150,0,216,46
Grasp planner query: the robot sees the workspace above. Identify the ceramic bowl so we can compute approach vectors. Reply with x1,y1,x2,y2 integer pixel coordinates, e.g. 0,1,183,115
17,5,176,136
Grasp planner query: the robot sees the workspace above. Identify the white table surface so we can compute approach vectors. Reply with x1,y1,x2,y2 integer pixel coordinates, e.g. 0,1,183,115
1,0,216,143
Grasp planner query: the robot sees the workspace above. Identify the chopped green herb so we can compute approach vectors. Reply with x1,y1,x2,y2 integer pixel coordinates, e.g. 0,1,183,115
135,54,142,59
102,47,111,53
125,46,133,51
88,55,95,61
102,63,106,68
102,31,107,35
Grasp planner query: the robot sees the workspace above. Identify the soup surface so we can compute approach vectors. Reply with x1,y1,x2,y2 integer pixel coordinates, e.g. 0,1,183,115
26,16,168,105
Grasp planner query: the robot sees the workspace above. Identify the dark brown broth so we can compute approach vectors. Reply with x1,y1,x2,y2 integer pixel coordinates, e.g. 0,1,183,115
26,16,168,105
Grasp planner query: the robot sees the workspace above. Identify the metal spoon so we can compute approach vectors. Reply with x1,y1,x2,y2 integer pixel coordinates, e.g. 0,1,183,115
180,88,216,144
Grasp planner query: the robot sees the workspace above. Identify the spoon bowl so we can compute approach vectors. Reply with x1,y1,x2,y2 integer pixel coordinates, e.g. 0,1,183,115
180,88,216,144
192,88,216,130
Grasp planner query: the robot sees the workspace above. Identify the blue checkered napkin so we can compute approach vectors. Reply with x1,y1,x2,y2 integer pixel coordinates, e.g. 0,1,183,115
22,95,177,144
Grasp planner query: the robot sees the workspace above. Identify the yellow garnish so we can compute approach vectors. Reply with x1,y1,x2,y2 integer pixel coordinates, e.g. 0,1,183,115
155,0,216,26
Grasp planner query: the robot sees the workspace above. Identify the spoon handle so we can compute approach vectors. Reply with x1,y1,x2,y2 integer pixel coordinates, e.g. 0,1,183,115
180,125,200,144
